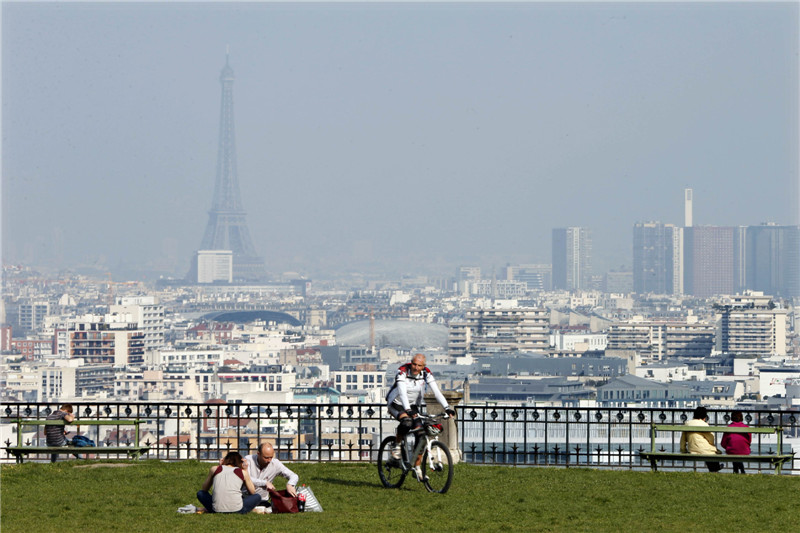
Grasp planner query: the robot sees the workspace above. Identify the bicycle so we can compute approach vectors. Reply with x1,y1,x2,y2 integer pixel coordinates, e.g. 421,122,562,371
377,412,454,493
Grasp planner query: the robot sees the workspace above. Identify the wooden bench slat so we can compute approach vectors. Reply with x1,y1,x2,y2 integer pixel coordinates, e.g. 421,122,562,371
3,446,150,463
7,418,148,463
4,446,149,452
653,425,780,434
640,452,792,461
14,419,143,426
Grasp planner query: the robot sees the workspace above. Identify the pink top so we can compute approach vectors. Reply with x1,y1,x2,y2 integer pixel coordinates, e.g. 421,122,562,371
720,422,751,455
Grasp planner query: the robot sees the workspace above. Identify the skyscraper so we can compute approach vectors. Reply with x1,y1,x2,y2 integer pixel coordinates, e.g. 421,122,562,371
745,224,800,298
683,226,735,298
671,226,684,295
192,55,265,282
684,188,693,227
552,227,592,291
633,222,675,295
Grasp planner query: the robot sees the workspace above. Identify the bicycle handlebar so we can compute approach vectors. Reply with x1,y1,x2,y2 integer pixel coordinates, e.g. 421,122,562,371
416,412,452,422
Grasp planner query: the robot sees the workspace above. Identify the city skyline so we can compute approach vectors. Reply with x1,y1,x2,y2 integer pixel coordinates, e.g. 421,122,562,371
2,2,798,280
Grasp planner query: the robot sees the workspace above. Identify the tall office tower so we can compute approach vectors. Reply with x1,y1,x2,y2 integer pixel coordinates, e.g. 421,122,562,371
733,226,748,293
671,226,684,295
683,226,735,298
633,222,675,294
552,227,592,291
194,55,265,282
684,188,693,227
745,224,800,298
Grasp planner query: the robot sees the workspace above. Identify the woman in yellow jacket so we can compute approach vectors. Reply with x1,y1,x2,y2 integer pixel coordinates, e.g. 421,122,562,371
680,406,723,472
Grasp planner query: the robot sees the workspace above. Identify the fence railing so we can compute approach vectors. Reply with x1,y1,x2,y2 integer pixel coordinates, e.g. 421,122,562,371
2,402,798,473
458,405,799,473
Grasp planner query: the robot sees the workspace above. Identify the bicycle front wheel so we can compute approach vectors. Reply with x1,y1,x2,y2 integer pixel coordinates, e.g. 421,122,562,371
422,440,453,493
377,436,407,489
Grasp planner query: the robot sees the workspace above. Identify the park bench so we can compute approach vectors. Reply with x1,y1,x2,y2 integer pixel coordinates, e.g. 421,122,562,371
639,423,794,474
3,418,150,464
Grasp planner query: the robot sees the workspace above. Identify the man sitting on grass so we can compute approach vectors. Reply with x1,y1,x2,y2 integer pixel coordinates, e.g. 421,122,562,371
243,442,299,508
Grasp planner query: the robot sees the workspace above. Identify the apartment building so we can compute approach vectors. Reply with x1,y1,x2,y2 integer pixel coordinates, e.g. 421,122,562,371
717,293,788,357
448,306,549,358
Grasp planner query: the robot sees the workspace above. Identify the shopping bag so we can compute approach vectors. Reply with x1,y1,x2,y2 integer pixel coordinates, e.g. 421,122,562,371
297,484,323,512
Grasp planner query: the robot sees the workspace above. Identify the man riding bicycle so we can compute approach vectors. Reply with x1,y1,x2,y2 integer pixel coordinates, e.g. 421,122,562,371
386,353,455,481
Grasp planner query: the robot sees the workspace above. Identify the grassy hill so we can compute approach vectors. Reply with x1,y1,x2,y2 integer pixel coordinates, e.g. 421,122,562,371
2,460,797,532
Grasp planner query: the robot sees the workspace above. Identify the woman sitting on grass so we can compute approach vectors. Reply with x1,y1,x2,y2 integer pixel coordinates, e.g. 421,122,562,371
197,451,261,514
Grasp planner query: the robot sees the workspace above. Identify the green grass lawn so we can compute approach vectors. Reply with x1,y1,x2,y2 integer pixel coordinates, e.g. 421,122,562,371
1,460,797,532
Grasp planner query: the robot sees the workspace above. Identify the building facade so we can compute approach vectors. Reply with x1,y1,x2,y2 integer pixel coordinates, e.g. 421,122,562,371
633,222,677,295
448,307,550,358
718,295,788,357
745,224,800,299
684,226,736,298
196,250,234,284
110,296,165,351
606,319,714,362
552,227,592,291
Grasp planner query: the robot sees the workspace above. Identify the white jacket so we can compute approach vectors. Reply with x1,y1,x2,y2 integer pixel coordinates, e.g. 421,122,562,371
386,364,449,412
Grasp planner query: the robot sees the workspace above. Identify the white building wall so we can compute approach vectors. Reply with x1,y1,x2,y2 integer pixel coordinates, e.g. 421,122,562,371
197,250,233,283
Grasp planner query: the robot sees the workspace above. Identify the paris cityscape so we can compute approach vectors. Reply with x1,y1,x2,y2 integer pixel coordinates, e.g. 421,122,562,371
2,2,799,472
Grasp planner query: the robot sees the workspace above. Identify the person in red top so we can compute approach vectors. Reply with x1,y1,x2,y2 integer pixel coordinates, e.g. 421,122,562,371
721,410,751,474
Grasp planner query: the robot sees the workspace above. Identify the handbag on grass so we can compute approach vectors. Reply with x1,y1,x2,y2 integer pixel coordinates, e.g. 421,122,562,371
268,489,299,514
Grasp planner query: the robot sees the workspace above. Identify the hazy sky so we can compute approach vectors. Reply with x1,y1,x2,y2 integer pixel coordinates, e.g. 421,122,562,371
3,1,798,280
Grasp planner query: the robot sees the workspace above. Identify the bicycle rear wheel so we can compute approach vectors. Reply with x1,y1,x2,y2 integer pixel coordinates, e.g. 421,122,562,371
422,440,453,493
377,436,407,489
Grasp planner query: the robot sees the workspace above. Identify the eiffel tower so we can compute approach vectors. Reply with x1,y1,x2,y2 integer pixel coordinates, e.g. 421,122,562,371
194,54,265,282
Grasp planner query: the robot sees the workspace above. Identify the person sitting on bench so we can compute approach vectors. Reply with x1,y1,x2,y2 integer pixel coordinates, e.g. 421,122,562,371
680,406,723,472
721,410,751,474
45,404,74,463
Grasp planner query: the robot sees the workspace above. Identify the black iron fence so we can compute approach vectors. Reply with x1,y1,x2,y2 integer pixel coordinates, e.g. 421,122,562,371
458,404,799,473
2,402,798,473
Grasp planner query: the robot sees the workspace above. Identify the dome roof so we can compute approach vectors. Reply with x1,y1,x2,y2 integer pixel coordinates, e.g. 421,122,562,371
201,310,301,326
336,320,448,350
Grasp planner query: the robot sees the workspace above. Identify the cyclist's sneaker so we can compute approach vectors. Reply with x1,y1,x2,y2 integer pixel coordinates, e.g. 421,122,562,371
391,445,402,460
411,465,428,482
